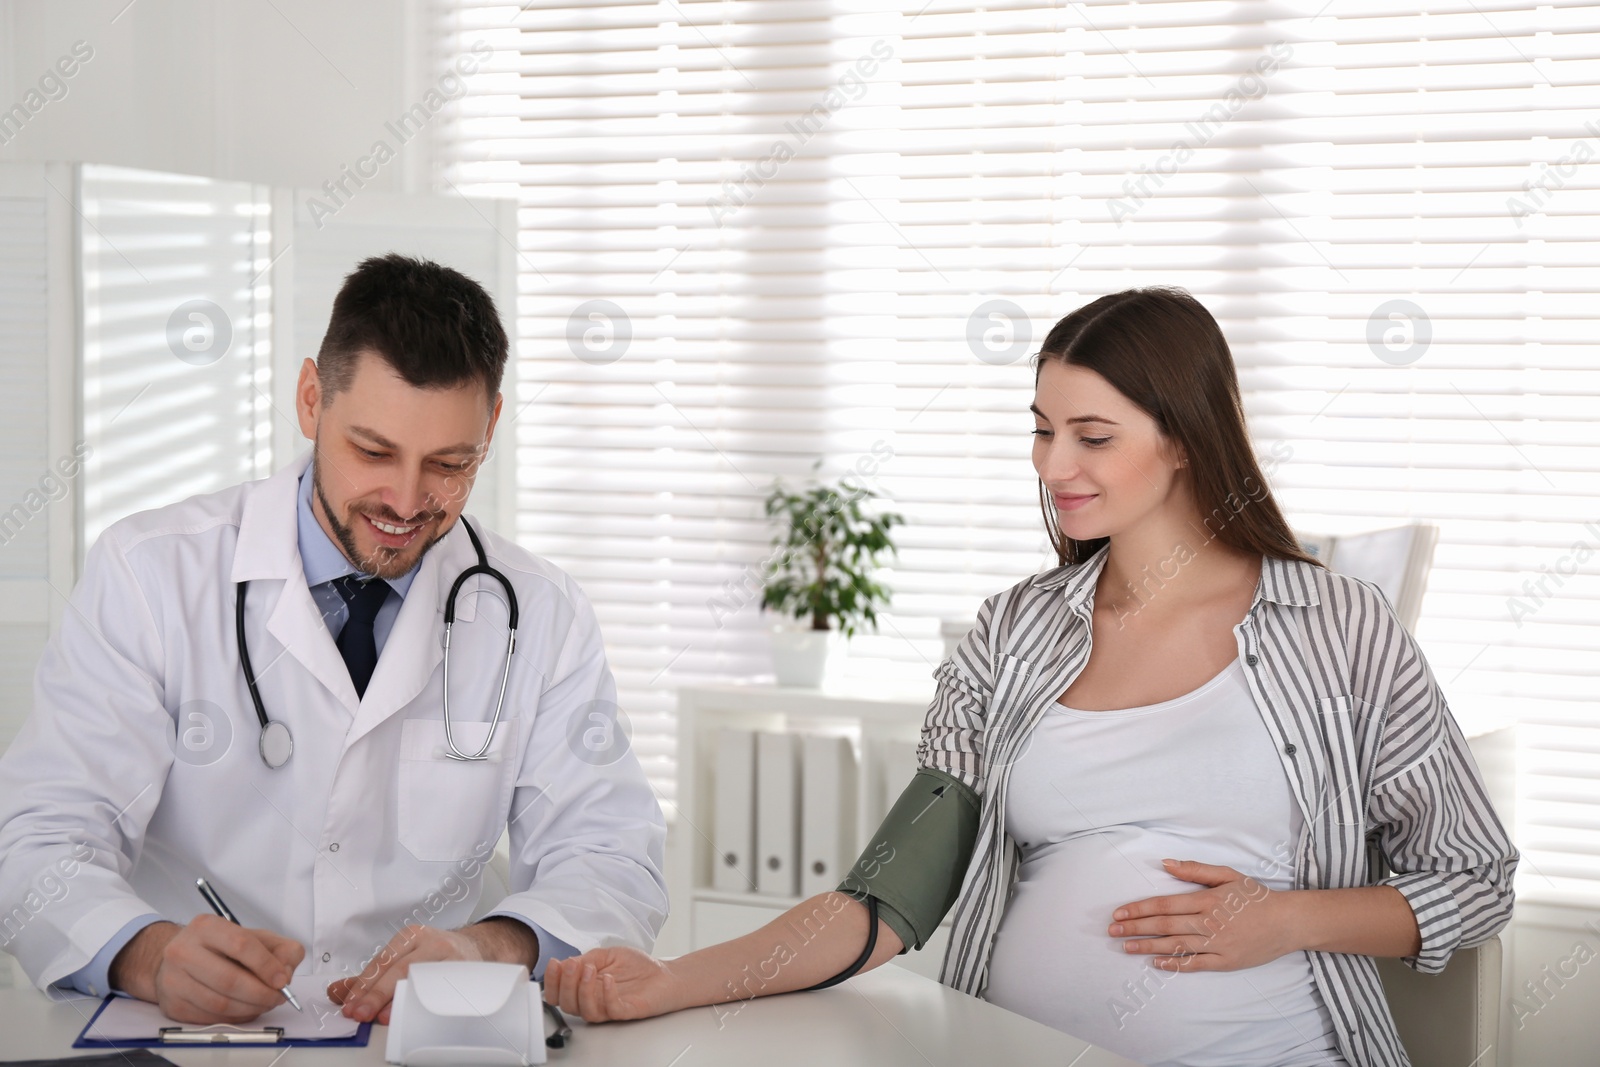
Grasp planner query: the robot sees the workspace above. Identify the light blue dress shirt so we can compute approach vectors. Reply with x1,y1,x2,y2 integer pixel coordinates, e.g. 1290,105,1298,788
56,465,574,997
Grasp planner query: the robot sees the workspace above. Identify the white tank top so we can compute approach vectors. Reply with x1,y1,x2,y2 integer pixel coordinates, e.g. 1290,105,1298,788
983,657,1347,1067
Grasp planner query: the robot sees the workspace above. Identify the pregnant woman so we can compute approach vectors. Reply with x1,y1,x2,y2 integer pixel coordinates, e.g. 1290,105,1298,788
542,287,1517,1067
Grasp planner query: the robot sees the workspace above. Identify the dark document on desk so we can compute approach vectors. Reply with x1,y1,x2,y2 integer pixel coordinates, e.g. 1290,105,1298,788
3,1052,178,1067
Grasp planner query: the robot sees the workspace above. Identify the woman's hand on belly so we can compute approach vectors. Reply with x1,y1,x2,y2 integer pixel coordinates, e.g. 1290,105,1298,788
1107,858,1298,972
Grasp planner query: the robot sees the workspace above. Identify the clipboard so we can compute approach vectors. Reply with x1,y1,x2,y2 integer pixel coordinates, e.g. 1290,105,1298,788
71,993,372,1049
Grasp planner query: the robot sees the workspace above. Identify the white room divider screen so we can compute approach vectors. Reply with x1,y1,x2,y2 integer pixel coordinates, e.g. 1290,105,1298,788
440,0,1600,908
78,165,276,553
0,163,76,754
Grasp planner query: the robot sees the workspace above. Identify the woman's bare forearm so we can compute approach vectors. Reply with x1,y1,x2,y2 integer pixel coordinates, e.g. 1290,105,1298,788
664,891,904,1010
1287,886,1422,958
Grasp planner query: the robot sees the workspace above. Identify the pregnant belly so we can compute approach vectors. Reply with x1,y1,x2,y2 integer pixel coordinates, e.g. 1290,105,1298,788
983,829,1340,1067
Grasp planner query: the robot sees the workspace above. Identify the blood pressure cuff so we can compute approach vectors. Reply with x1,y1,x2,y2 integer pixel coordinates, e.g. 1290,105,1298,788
835,767,980,954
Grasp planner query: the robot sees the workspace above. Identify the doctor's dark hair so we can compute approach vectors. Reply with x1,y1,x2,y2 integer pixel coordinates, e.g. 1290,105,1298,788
1034,286,1322,570
315,253,508,404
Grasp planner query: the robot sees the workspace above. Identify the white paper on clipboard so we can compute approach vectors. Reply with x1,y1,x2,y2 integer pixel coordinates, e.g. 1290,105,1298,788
82,977,359,1041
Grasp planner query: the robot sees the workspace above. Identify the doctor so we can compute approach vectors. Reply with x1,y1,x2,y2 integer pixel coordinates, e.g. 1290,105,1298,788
0,254,667,1028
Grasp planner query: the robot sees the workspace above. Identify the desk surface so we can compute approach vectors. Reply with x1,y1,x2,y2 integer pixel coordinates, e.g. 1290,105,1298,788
0,963,1141,1067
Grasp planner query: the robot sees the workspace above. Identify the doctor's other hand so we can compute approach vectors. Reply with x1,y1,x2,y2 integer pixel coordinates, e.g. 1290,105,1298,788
543,947,685,1023
327,918,539,1026
108,914,305,1024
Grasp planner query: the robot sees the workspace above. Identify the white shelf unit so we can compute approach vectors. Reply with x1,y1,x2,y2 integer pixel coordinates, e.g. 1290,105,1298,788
668,683,952,980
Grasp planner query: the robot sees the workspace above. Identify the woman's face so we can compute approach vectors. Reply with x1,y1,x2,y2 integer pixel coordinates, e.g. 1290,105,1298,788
1030,358,1187,541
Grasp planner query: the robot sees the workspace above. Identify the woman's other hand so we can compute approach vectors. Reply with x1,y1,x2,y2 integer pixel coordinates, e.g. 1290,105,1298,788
1108,858,1297,971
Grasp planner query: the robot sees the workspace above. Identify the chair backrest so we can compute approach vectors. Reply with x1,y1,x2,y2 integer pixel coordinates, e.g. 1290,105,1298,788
1295,523,1440,631
1376,937,1502,1067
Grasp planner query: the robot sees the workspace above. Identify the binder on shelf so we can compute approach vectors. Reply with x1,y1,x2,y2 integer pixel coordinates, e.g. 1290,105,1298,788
712,727,757,893
756,730,802,897
800,734,858,898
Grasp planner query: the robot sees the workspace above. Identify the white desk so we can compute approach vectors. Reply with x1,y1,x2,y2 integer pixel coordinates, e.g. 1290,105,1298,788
0,963,1142,1066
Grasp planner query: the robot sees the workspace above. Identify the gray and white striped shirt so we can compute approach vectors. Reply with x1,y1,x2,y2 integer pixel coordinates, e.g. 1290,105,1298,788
918,544,1517,1067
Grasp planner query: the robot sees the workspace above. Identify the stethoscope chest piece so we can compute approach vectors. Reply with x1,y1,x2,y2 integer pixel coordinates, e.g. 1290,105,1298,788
259,719,293,769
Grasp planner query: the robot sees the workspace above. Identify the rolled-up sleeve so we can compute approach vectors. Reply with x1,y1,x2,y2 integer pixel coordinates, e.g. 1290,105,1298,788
1365,600,1518,975
916,596,998,793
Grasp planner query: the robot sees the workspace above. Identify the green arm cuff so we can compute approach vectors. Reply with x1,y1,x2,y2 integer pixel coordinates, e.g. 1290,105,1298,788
836,767,980,952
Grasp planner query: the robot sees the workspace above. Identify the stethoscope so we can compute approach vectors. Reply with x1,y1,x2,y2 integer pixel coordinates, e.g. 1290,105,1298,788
235,517,519,769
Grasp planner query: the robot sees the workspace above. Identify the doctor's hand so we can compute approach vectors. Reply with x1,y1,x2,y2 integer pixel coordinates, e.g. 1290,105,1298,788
543,947,685,1023
110,914,306,1024
1109,858,1295,972
327,918,538,1026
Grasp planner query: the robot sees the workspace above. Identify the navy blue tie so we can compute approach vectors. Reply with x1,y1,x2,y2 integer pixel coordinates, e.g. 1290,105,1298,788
332,575,390,698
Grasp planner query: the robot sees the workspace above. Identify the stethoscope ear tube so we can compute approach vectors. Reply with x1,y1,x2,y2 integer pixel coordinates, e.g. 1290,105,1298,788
445,518,520,629
236,581,270,732
238,580,293,770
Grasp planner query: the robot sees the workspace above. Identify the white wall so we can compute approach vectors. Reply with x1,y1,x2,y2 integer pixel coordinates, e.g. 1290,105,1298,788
0,0,429,192
1503,902,1600,1067
0,0,434,743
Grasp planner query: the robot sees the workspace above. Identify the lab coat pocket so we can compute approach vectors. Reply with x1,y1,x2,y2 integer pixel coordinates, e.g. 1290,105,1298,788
398,718,514,862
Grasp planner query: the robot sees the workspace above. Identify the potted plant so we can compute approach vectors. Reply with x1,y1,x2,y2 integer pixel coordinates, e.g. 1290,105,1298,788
760,474,903,687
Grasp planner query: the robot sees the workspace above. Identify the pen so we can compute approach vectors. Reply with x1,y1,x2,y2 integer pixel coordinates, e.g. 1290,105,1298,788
541,998,572,1049
195,876,303,1012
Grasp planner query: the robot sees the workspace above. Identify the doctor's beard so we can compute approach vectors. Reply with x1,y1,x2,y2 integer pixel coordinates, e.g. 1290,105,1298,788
312,453,449,580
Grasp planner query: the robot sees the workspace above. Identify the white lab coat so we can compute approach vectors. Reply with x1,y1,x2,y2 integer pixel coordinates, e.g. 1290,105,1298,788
0,453,667,991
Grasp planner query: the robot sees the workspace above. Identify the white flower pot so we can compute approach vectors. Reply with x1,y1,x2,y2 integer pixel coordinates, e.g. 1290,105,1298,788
770,628,840,688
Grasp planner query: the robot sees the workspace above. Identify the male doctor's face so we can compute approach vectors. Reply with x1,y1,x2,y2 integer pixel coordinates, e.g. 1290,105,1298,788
295,350,502,580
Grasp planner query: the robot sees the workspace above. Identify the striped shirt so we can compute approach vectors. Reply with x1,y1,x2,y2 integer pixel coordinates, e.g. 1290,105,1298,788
918,544,1517,1067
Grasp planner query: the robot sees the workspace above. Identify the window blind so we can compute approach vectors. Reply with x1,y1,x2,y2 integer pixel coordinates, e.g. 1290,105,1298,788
440,0,1600,906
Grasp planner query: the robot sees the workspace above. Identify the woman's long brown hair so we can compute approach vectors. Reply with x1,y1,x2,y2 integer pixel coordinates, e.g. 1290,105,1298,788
1034,287,1323,570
